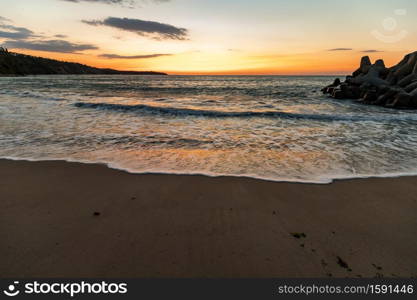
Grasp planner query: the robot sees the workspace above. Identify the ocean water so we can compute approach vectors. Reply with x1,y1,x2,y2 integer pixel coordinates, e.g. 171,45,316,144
1,75,417,183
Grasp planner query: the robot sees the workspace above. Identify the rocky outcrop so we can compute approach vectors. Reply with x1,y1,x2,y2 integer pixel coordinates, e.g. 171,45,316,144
322,51,417,109
0,48,167,76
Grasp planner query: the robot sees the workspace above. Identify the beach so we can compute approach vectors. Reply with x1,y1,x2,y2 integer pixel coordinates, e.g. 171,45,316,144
0,158,416,278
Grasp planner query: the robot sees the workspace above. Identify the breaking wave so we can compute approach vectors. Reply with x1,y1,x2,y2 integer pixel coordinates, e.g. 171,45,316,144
74,101,417,122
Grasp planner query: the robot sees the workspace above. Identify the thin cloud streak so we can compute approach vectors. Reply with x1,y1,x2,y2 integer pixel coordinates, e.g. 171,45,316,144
82,17,188,40
361,49,383,53
99,53,173,59
60,0,170,7
327,48,353,51
4,39,98,53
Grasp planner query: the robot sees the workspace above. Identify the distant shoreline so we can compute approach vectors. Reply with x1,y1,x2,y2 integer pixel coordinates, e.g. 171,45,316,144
0,50,167,76
0,74,166,77
0,73,347,77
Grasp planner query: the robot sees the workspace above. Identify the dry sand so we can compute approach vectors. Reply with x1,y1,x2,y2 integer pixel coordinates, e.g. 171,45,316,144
0,159,416,278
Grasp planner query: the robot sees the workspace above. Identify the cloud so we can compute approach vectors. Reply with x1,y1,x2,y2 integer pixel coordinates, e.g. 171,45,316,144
361,49,383,53
0,16,99,54
0,24,35,40
82,17,188,40
62,0,124,2
61,0,134,6
4,39,98,53
327,48,353,51
60,0,169,7
0,16,12,23
0,16,34,40
99,53,172,59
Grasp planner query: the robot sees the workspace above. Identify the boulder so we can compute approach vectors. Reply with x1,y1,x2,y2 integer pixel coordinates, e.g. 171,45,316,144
393,52,417,81
360,56,372,70
405,81,417,93
333,78,341,86
321,78,341,93
322,51,417,109
410,88,417,107
386,93,411,108
374,59,385,68
351,66,388,88
398,73,417,87
332,89,346,99
411,87,417,98
362,91,377,103
352,56,372,77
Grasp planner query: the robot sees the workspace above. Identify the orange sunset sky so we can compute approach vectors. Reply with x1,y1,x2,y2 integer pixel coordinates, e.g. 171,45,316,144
1,0,416,75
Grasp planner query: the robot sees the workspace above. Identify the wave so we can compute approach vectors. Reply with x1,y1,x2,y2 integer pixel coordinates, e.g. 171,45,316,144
74,101,417,122
0,89,68,101
71,84,312,97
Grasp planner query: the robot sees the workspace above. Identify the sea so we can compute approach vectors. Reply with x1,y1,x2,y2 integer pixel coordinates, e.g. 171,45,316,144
1,75,417,183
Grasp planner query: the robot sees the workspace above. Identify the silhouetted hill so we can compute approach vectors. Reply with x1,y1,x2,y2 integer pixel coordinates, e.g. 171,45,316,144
0,48,167,76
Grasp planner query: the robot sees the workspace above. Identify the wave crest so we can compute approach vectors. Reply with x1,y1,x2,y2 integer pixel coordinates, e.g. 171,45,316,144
74,102,417,122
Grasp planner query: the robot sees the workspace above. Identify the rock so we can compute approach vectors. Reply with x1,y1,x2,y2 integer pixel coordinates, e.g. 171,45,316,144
386,93,411,108
352,56,372,77
374,59,385,68
348,86,362,99
321,78,341,93
373,60,389,79
324,86,337,95
374,94,388,106
291,233,307,239
393,52,417,81
360,56,372,72
351,66,388,88
380,87,402,107
410,88,417,101
333,78,341,86
322,51,417,109
339,84,361,99
362,91,377,103
340,83,349,92
405,81,417,93
352,69,362,78
328,86,337,94
410,88,417,107
372,95,387,106
398,74,417,87
332,89,346,99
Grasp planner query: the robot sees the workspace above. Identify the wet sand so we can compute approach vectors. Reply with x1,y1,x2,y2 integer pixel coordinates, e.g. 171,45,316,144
0,159,416,278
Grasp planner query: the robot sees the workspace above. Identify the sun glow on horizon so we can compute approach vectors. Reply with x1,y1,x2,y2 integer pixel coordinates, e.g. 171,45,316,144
1,0,416,75
14,48,411,76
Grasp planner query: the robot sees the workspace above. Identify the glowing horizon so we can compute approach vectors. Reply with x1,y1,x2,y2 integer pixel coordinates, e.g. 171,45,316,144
1,0,416,75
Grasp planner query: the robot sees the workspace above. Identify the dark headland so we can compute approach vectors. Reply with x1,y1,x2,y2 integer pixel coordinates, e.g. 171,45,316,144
0,47,167,76
323,51,417,108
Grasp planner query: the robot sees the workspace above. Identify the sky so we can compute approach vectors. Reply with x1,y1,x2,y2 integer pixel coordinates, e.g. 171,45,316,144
0,0,416,74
